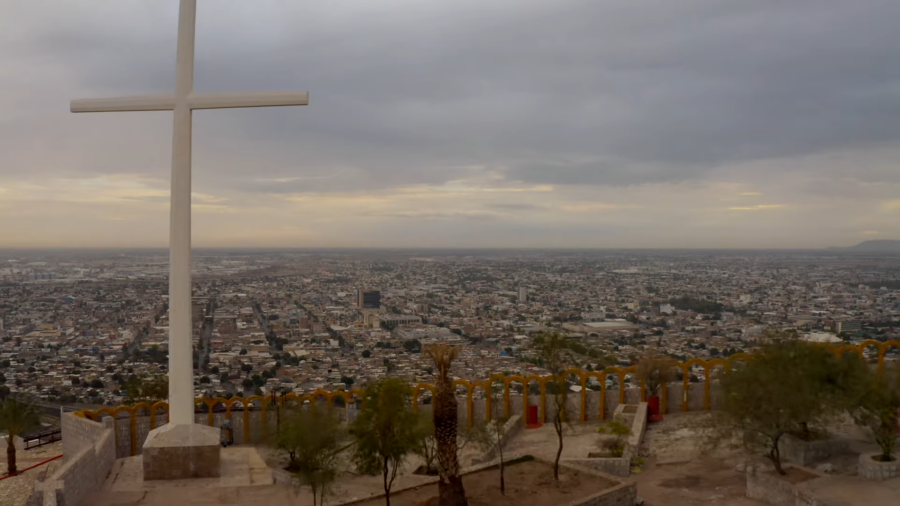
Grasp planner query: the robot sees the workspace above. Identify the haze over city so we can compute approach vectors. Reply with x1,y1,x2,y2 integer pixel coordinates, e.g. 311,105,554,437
3,0,900,249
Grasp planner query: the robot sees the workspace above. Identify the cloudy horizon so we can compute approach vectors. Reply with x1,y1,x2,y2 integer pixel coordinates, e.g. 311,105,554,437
2,0,900,249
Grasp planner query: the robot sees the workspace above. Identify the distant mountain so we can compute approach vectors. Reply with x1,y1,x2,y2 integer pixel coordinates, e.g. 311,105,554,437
845,240,900,252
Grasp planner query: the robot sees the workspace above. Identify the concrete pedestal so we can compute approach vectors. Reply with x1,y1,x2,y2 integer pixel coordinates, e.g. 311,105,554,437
142,423,221,480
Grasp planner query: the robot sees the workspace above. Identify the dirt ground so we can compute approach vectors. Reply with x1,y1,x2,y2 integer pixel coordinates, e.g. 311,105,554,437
633,412,764,506
349,459,615,506
633,454,762,506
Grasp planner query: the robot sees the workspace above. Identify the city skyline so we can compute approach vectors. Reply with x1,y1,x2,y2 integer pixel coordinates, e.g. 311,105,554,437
3,0,900,248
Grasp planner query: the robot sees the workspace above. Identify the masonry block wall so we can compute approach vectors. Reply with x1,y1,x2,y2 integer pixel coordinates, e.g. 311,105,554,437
563,458,631,477
746,465,796,506
779,434,849,467
62,409,110,463
579,483,638,506
37,413,116,506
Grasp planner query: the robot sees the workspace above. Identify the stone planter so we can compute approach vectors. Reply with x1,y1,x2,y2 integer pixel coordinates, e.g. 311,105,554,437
858,452,900,481
777,433,848,466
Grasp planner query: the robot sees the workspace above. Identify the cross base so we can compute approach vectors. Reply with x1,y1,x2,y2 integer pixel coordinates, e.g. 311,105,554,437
142,423,221,480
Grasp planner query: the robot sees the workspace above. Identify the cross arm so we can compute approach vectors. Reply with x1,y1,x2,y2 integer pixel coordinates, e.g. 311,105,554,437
187,91,309,110
70,94,177,113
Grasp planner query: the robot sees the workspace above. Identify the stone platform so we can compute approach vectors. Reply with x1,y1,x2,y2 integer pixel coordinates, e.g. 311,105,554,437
142,423,221,480
103,446,272,493
79,446,278,506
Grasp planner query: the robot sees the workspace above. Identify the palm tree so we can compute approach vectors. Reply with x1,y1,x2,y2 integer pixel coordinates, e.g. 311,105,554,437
425,343,468,506
0,398,40,475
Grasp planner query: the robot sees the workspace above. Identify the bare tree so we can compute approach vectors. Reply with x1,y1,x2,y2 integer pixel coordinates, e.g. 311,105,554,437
535,332,573,481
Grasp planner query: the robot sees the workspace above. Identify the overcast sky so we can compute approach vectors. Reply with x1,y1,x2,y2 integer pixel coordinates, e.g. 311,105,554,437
2,0,900,248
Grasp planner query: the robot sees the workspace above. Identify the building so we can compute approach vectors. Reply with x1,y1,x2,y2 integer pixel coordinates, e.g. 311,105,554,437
801,332,842,343
380,314,422,327
518,286,528,303
562,321,638,333
835,320,862,334
362,310,380,329
357,289,381,309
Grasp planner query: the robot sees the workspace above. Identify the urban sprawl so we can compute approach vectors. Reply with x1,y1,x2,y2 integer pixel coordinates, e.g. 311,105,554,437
1,250,899,407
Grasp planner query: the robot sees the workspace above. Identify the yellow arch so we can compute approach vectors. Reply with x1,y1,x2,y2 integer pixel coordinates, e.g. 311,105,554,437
452,378,474,425
468,382,488,428
81,343,890,457
482,374,507,422
522,375,547,423
881,340,900,375
503,375,527,425
412,383,436,412
148,401,168,429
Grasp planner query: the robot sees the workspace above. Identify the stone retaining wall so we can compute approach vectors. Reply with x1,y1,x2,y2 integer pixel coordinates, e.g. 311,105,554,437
570,482,636,506
778,434,848,467
34,413,116,506
471,415,523,466
562,457,630,477
858,452,900,480
745,463,829,506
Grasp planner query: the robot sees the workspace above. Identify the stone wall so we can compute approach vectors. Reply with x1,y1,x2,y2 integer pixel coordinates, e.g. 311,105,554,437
471,415,523,465
778,434,849,467
745,464,829,506
858,453,900,480
35,413,116,506
571,482,637,506
624,402,647,452
61,411,110,464
563,457,631,477
746,465,797,506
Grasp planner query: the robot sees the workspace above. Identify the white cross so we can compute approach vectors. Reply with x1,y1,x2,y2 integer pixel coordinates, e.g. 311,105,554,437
71,0,309,426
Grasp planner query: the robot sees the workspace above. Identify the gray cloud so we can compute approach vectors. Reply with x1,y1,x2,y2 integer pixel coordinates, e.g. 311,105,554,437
3,0,900,247
371,211,500,221
485,203,545,211
3,0,899,194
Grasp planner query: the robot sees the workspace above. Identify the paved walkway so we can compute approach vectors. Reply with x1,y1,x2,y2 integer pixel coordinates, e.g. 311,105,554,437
803,474,900,506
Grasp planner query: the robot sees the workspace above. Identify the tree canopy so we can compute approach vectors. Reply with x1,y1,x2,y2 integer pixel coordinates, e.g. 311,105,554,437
1,398,40,475
720,339,856,474
276,405,346,505
351,377,420,506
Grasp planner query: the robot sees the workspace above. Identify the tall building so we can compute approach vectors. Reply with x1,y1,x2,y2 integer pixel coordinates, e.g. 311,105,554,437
835,320,862,334
518,286,528,303
358,289,381,309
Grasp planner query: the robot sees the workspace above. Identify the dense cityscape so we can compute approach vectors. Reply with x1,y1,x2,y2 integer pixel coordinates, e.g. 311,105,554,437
2,248,899,407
